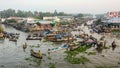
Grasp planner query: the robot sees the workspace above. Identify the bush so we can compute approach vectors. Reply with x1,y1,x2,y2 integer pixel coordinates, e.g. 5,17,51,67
49,63,56,68
64,46,91,64
112,30,120,33
48,56,52,60
65,55,89,64
87,52,96,55
5,19,17,23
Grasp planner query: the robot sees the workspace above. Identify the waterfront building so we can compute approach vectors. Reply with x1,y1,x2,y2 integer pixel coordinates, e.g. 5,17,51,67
29,20,56,31
43,16,59,21
104,17,120,30
43,16,74,22
106,11,120,19
7,16,24,23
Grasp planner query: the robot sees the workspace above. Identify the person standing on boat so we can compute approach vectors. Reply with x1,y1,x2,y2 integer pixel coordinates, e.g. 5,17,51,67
99,36,105,47
103,40,106,48
38,50,42,58
111,40,117,51
65,42,70,51
96,41,103,53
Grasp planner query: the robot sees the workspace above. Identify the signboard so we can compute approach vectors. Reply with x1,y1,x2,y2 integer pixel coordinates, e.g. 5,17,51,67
108,12,119,18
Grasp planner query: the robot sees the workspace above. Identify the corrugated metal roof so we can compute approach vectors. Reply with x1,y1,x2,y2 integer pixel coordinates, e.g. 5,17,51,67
38,20,52,24
107,17,120,23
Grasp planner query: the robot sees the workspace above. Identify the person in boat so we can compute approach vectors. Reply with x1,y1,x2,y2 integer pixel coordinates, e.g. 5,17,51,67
38,50,42,58
23,43,27,49
80,39,86,46
23,42,27,52
100,36,105,41
40,32,42,37
90,29,94,34
48,49,50,56
3,33,5,39
96,37,104,52
84,34,89,40
99,37,104,46
111,40,117,51
89,35,92,38
103,40,106,48
89,35,95,40
96,41,103,53
89,35,98,47
25,42,27,46
30,49,34,53
88,39,94,46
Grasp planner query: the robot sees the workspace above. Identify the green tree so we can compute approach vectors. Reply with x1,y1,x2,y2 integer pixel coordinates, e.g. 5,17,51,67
16,10,25,17
5,19,17,23
58,12,64,16
96,19,102,25
0,9,16,18
36,22,41,26
77,13,83,17
54,10,57,16
0,9,73,18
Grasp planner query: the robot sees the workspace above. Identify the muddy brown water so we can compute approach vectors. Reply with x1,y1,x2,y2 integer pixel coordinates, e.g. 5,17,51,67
0,24,120,68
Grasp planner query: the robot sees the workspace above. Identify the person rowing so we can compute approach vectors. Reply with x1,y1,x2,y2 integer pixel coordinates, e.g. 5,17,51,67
111,40,117,51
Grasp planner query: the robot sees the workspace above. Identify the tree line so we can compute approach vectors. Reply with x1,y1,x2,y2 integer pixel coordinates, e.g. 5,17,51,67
0,9,72,19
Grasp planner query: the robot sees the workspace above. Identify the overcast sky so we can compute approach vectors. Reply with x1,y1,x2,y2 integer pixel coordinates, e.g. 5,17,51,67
0,0,119,14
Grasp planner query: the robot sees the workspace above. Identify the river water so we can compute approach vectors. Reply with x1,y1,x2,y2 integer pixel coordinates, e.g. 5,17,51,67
0,24,120,68
0,24,66,68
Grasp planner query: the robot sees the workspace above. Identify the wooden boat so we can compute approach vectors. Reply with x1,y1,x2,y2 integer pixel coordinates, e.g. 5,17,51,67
0,33,4,38
0,33,5,40
70,45,79,51
48,45,68,52
9,38,17,42
62,37,77,42
45,37,55,41
26,37,41,40
30,50,42,59
46,34,56,37
69,43,80,51
50,39,64,42
49,37,76,42
16,33,20,35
